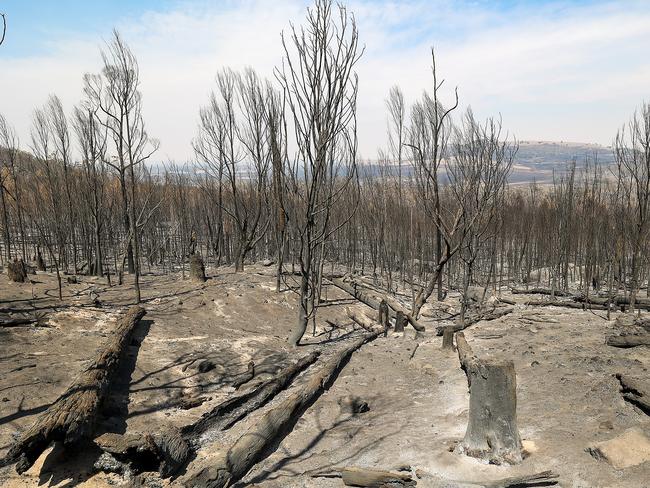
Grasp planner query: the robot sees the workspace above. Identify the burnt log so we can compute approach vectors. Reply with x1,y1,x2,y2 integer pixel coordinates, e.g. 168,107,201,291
183,351,320,444
456,332,523,465
436,306,514,336
606,334,650,348
511,287,571,297
616,373,650,414
330,277,425,332
2,306,146,473
184,331,381,488
94,428,190,478
347,307,384,333
312,466,416,486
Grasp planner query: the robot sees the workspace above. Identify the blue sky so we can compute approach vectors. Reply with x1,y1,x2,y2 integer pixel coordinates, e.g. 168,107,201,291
1,0,649,160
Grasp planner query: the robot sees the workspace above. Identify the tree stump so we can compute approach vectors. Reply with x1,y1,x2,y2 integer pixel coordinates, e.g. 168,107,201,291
394,311,407,333
442,327,454,350
456,332,523,465
36,251,46,271
7,258,27,283
378,299,390,337
189,253,206,282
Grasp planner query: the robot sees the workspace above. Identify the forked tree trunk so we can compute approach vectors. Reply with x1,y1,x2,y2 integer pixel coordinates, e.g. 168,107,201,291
456,332,523,465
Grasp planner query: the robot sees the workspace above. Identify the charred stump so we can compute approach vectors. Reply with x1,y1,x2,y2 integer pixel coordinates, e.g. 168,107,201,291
378,299,390,337
394,311,407,333
7,258,27,283
189,253,206,282
36,251,46,272
456,332,523,465
442,327,455,350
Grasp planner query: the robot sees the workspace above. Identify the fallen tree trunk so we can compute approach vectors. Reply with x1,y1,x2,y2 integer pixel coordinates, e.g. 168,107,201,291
606,334,650,348
523,299,608,311
2,306,146,473
456,332,523,465
312,466,416,486
185,331,380,488
346,307,384,333
182,351,320,445
94,428,190,478
435,306,514,336
0,316,46,327
616,373,650,414
330,277,425,332
479,470,559,488
575,295,650,311
511,287,572,297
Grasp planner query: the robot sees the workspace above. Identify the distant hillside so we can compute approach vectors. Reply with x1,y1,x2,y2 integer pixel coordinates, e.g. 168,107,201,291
509,141,614,184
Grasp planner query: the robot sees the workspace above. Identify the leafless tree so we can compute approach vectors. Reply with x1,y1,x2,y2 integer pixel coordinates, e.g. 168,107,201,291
195,68,270,272
86,30,159,302
276,0,362,346
450,110,515,322
408,48,458,317
386,85,406,197
614,102,650,312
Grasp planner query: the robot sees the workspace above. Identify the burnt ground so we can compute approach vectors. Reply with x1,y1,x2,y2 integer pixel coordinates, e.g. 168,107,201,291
0,265,649,487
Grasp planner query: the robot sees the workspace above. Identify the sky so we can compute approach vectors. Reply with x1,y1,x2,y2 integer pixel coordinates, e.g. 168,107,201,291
0,0,649,162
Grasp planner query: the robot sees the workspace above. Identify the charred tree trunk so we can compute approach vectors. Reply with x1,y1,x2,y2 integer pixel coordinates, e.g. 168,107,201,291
442,326,455,350
185,331,380,488
2,306,146,473
456,332,523,465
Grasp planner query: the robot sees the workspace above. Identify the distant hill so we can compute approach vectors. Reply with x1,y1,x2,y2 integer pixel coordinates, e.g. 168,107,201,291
509,141,614,184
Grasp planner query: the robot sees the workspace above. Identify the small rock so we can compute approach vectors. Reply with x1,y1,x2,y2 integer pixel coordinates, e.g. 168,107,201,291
531,360,540,367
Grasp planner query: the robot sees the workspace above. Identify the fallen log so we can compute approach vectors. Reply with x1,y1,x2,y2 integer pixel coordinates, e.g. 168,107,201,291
182,351,320,445
523,299,608,311
184,331,380,488
606,334,650,348
311,466,416,486
330,277,425,332
0,314,49,327
94,428,190,478
456,332,523,465
616,373,650,414
511,287,572,297
479,470,559,488
575,295,650,311
435,306,514,336
2,305,146,473
346,307,382,333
